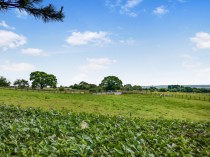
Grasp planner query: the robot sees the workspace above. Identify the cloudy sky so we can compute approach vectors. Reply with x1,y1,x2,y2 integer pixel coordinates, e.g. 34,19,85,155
0,0,210,86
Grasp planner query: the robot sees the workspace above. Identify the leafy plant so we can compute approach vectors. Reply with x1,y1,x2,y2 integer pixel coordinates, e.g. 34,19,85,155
0,105,209,156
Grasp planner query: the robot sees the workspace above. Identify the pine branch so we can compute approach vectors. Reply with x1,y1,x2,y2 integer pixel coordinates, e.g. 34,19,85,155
0,0,64,22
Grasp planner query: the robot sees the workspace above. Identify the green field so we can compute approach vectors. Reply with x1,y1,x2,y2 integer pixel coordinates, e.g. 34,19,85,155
0,88,209,121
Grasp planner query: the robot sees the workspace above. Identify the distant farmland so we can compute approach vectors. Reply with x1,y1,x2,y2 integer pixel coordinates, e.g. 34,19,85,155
0,88,209,121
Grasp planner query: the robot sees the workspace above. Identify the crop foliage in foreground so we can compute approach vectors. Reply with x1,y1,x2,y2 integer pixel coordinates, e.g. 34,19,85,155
0,105,209,156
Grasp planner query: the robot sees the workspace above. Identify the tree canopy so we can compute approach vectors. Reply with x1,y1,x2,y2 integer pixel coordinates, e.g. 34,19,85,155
0,76,10,87
70,81,97,90
30,71,57,89
123,84,132,91
0,0,64,22
99,76,123,91
13,79,29,88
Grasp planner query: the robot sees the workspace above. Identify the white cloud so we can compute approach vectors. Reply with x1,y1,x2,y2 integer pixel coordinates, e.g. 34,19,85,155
122,0,142,10
15,9,28,18
66,31,111,46
0,30,27,50
0,62,36,72
0,21,16,30
21,48,49,56
80,58,116,71
120,0,142,17
190,32,210,50
72,58,116,83
106,0,142,17
119,39,136,45
153,6,168,16
105,0,122,9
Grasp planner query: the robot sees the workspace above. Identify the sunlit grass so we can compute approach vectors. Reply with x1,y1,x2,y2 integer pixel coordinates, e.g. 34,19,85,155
0,88,209,121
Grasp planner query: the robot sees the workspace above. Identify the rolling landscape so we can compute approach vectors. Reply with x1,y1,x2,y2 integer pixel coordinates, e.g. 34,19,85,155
0,0,210,156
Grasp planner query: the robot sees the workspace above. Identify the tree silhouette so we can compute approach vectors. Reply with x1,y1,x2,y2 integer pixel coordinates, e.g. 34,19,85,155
100,76,123,91
13,79,29,88
30,71,57,89
0,0,64,22
0,76,10,87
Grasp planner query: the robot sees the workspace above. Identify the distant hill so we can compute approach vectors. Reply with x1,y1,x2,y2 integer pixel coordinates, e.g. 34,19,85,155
143,85,210,89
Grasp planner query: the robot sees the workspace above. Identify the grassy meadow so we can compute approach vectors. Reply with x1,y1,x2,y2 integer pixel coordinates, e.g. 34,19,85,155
0,88,209,121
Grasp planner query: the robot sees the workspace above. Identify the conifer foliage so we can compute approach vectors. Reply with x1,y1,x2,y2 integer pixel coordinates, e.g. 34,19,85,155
0,0,64,22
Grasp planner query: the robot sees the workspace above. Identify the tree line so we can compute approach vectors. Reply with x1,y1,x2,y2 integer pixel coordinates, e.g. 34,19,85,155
0,71,210,93
0,71,57,89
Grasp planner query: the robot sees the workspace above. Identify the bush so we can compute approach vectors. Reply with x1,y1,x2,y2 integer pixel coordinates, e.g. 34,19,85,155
58,86,65,91
159,88,167,92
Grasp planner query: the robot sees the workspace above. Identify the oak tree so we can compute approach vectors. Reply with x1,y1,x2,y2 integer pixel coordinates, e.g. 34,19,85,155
30,71,57,89
100,76,123,91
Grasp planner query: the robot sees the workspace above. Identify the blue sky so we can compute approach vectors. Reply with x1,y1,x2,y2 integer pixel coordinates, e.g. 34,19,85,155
0,0,210,86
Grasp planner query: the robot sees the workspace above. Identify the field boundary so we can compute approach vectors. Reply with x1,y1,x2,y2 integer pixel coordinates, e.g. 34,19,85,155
150,92,210,102
1,87,210,102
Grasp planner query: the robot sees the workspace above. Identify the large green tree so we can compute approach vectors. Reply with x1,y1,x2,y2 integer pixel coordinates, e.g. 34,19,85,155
13,79,29,88
132,85,142,91
70,81,97,90
0,76,10,87
99,76,123,91
0,0,64,22
123,84,132,91
30,71,57,89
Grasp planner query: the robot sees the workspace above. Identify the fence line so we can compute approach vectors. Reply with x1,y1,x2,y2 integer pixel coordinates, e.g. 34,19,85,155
150,92,210,102
1,87,210,101
0,87,88,94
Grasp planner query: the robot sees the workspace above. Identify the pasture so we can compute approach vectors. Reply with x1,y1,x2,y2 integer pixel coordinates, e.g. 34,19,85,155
0,88,209,121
